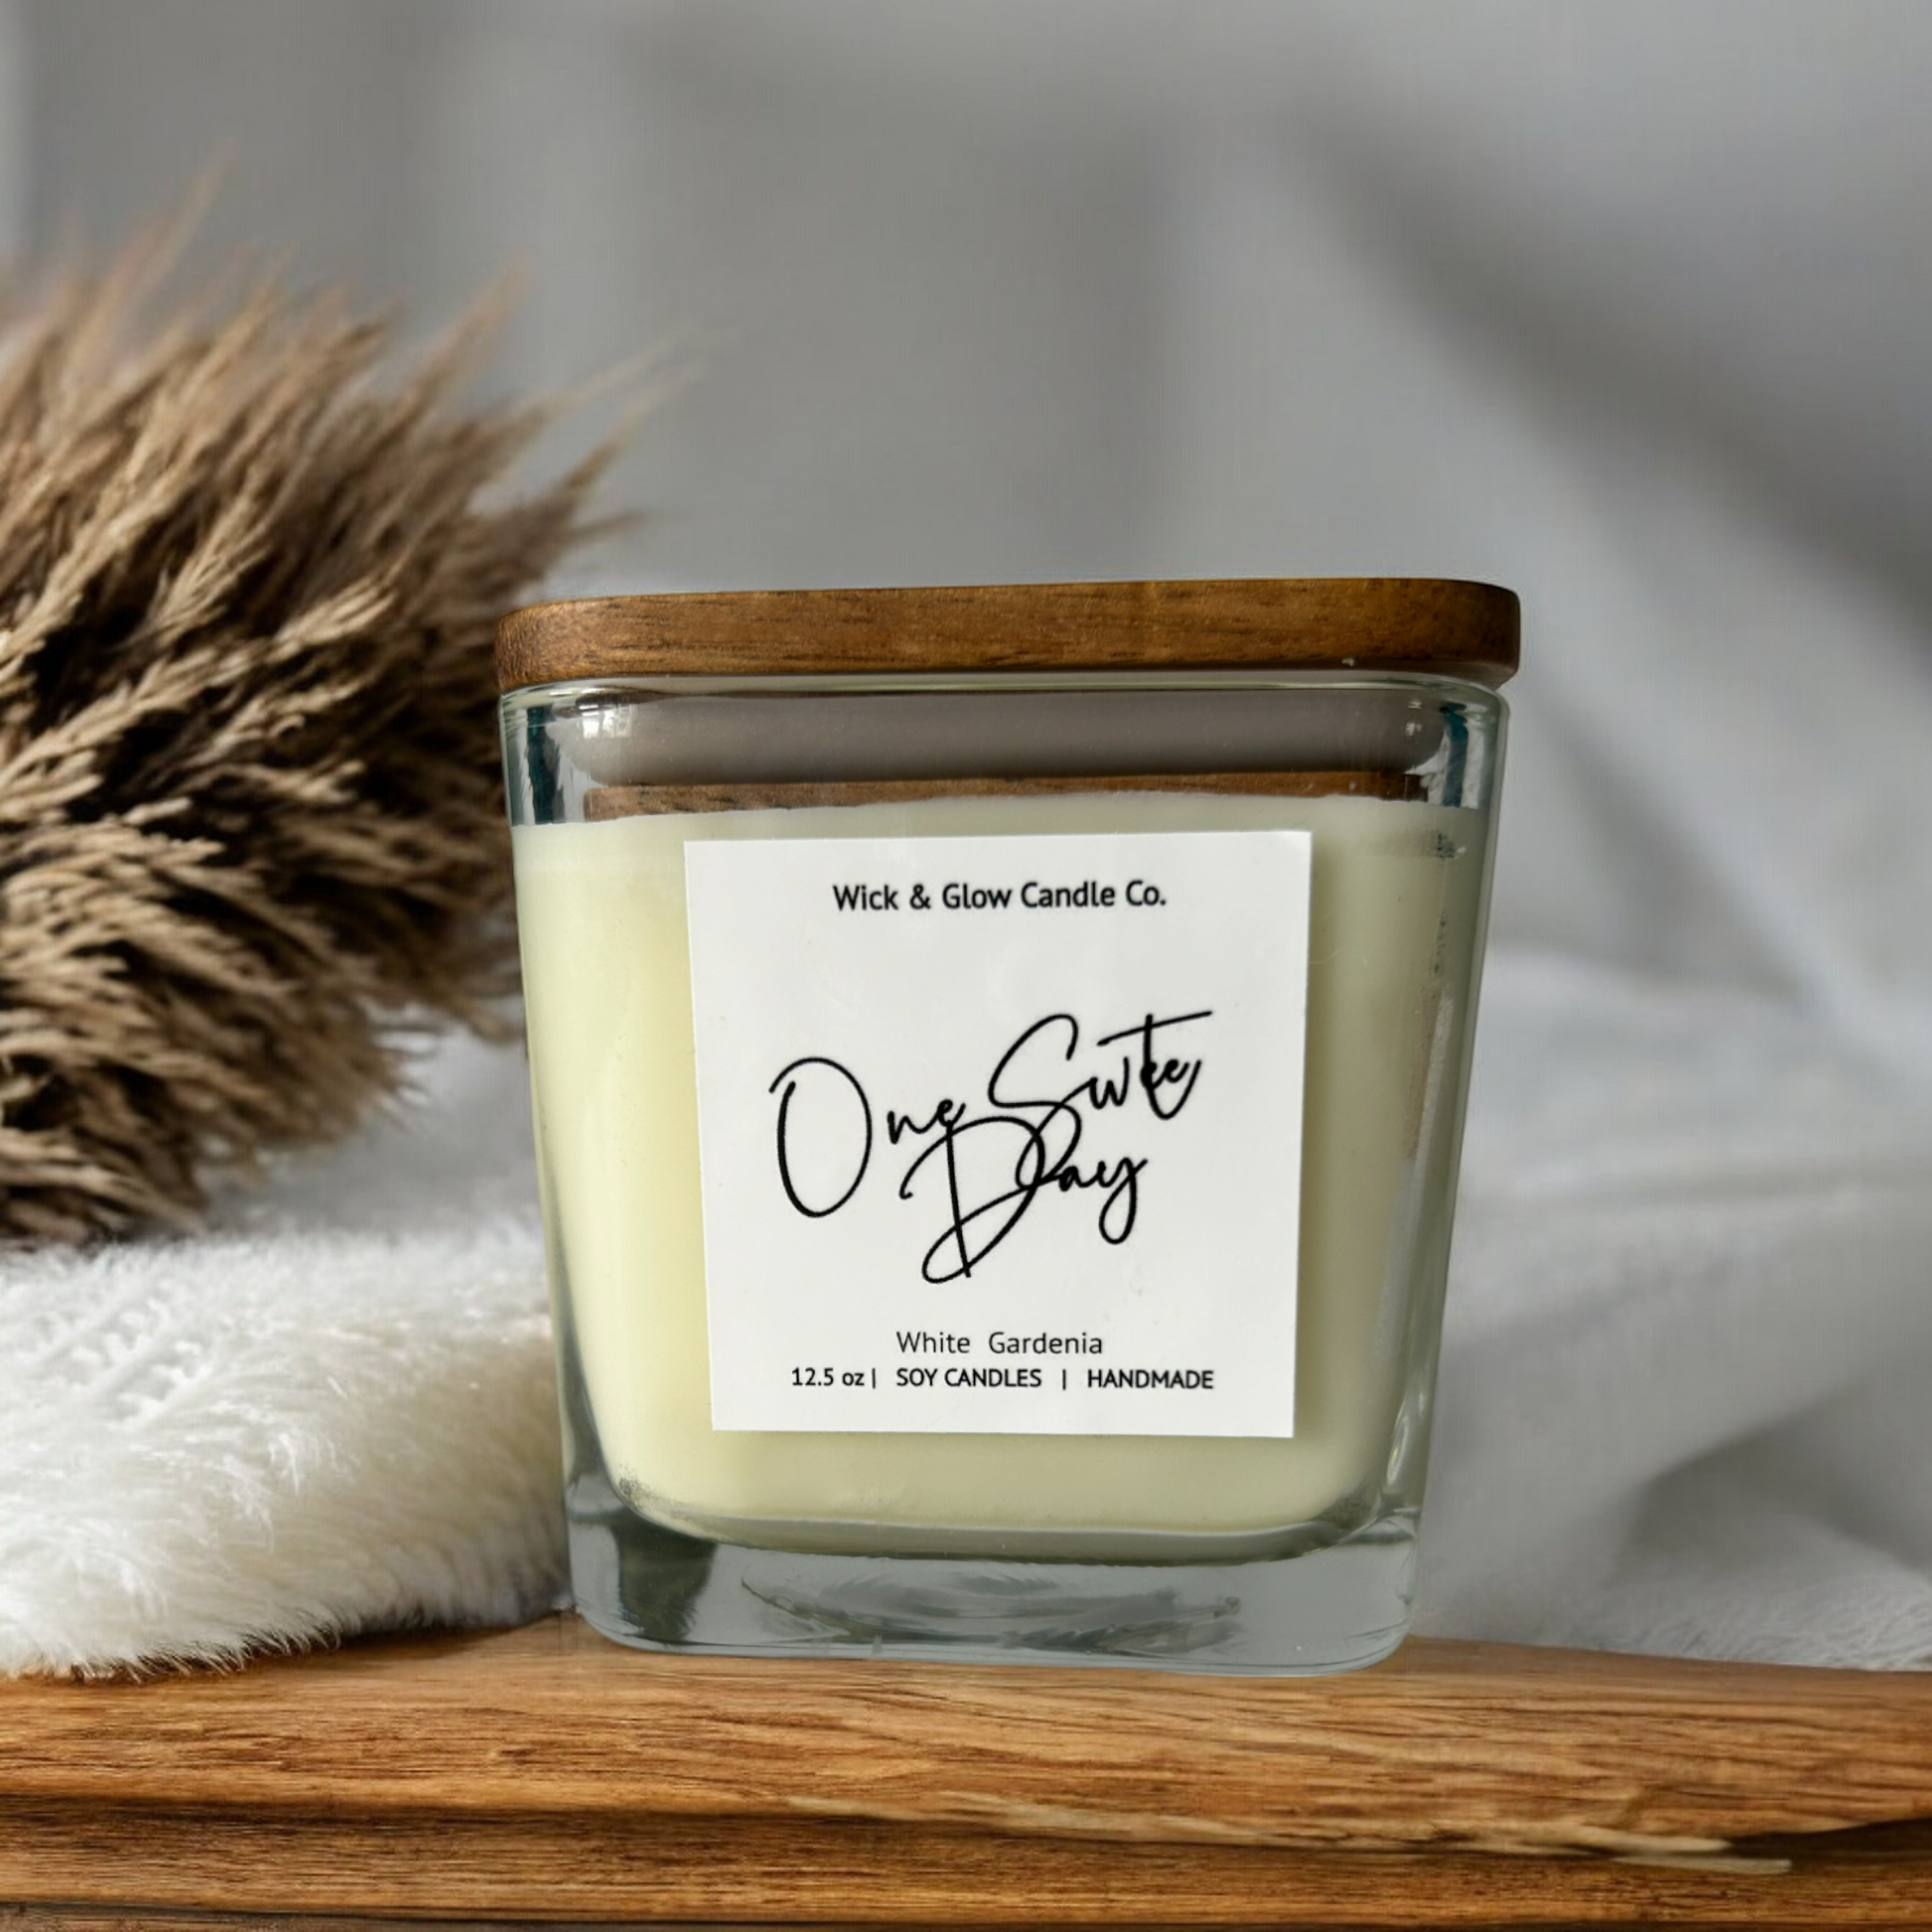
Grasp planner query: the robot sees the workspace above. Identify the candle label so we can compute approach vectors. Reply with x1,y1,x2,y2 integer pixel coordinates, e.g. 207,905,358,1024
685,829,1311,1436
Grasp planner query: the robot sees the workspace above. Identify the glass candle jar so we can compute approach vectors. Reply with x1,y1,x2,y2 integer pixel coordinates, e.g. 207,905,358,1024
498,580,1515,1673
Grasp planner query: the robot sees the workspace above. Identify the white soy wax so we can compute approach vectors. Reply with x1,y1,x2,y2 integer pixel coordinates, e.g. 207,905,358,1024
514,786,1485,1561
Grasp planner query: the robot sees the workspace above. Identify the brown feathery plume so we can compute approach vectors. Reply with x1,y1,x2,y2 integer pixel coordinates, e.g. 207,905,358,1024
0,244,621,1243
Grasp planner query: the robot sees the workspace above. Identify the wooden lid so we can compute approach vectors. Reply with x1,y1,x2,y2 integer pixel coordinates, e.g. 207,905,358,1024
495,579,1519,691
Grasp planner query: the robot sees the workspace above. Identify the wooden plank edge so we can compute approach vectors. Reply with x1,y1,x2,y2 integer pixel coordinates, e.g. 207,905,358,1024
9,1623,1929,1859
3,1809,1930,1927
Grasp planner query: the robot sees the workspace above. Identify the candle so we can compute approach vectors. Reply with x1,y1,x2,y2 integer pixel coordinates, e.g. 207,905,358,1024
498,582,1515,1671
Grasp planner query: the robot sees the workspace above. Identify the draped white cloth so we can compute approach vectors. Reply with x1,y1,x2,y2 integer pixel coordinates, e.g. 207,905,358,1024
4,0,1929,1670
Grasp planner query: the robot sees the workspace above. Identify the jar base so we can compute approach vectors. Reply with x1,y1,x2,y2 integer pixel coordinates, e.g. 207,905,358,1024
566,1476,1418,1675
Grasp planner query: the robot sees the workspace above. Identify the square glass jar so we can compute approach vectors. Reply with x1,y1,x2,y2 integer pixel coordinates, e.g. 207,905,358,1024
497,580,1514,1673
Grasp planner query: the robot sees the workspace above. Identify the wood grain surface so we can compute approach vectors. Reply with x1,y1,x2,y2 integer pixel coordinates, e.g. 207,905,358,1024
8,1817,1932,1928
4,1616,1930,1925
494,579,1520,689
582,769,1423,819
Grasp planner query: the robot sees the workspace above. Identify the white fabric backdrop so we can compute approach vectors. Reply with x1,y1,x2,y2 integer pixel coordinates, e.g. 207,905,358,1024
3,0,1930,1670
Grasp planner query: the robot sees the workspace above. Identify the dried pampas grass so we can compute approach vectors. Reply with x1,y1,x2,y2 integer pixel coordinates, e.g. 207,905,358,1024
0,246,618,1243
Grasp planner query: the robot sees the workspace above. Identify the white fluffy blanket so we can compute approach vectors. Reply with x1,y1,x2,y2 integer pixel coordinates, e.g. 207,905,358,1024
1,1037,565,1674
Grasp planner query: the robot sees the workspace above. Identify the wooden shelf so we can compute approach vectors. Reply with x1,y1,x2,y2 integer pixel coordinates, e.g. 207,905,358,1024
4,1613,1930,1926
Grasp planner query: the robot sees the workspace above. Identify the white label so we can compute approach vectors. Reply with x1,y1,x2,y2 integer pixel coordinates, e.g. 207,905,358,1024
685,830,1310,1437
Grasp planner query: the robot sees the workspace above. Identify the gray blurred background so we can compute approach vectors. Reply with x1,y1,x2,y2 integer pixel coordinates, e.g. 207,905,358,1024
8,0,1925,600
8,0,1930,988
